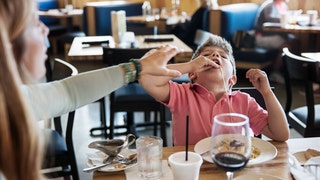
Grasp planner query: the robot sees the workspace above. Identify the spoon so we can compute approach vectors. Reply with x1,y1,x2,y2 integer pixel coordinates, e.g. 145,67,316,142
83,153,137,173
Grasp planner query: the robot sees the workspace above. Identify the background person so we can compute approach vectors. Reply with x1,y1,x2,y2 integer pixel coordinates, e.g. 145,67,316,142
254,0,297,83
171,0,217,49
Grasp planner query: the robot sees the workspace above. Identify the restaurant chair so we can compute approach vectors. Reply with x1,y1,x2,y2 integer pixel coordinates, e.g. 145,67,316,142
193,29,213,50
205,3,278,71
232,87,269,110
88,47,152,139
232,30,278,71
100,47,170,145
282,47,320,137
82,2,143,36
103,47,152,66
232,87,275,139
42,58,79,180
89,97,107,138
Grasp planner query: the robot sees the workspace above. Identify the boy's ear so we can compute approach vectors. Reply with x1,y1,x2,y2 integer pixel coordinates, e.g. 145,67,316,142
188,72,197,81
229,75,237,86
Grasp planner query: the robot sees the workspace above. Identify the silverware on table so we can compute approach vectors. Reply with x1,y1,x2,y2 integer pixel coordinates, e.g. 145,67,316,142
200,150,210,157
88,134,135,157
83,153,137,173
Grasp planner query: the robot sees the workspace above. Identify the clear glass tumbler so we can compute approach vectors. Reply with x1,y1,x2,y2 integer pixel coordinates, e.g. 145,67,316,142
136,136,163,179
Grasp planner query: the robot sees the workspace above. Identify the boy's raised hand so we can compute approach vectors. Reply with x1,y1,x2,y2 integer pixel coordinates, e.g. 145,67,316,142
246,69,272,95
190,55,219,72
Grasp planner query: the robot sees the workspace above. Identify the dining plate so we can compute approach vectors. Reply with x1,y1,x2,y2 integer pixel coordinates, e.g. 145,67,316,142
233,173,285,180
86,149,137,172
194,137,277,165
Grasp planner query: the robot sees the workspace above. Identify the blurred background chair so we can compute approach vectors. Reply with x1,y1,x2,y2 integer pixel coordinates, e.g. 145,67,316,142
82,2,143,36
37,0,68,55
232,87,275,138
42,58,79,180
95,47,170,145
102,47,152,66
206,3,278,71
232,87,269,110
193,29,213,49
37,0,86,57
282,47,320,137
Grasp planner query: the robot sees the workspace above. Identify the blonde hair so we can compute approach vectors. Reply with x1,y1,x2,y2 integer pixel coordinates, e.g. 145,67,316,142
0,0,44,179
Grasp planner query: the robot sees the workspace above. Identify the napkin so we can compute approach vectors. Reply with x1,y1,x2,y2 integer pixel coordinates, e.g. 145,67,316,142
125,160,173,180
288,153,320,180
86,150,108,165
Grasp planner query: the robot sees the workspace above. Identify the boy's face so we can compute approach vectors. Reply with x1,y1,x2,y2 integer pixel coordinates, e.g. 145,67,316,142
190,46,236,88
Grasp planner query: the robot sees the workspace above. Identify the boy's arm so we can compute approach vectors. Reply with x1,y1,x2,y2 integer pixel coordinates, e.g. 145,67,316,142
139,55,217,103
246,69,290,141
260,90,289,141
139,63,191,103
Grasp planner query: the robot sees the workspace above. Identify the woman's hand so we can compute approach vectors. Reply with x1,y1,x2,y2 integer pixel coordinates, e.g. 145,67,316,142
140,45,182,78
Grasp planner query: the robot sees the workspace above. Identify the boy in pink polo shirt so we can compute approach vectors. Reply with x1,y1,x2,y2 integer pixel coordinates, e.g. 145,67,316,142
139,35,289,146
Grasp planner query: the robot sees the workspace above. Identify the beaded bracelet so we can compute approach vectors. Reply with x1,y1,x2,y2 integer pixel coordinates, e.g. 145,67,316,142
130,59,142,80
120,59,142,84
129,62,136,82
121,62,136,84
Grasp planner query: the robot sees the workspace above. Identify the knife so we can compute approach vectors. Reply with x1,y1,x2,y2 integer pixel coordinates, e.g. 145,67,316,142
83,155,117,173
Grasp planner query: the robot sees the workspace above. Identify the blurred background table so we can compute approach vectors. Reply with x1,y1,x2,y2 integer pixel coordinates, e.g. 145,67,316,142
39,8,83,32
263,22,320,52
67,34,193,63
126,15,188,34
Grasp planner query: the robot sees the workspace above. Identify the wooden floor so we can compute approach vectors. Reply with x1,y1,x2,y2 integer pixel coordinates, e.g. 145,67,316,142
47,59,309,180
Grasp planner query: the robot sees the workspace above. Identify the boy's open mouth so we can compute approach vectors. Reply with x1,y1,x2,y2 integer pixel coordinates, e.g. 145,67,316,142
213,59,220,66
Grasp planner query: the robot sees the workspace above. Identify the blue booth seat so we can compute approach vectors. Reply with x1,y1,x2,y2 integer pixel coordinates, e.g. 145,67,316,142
83,2,143,36
37,0,86,55
37,0,60,25
220,3,259,42
37,0,68,35
206,3,278,70
37,0,69,54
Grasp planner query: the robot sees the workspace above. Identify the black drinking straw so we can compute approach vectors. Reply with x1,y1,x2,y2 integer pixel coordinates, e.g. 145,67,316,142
185,115,189,161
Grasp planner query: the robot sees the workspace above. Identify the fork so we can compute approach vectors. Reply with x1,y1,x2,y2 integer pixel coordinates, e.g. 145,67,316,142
200,150,210,157
83,157,136,173
83,154,137,173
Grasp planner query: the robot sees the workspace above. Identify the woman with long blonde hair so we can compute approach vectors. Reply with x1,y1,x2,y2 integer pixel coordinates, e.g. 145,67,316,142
0,0,44,179
0,0,182,178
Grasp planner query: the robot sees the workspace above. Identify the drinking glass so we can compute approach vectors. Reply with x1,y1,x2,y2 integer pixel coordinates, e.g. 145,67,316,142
136,136,163,179
210,113,252,180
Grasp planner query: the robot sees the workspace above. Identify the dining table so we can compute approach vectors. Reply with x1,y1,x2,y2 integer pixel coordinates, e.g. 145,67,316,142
126,15,188,34
38,8,83,32
263,21,320,52
263,22,320,34
91,137,320,180
67,34,193,63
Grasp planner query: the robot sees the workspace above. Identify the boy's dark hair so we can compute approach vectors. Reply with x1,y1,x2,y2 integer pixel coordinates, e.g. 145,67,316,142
191,34,236,75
